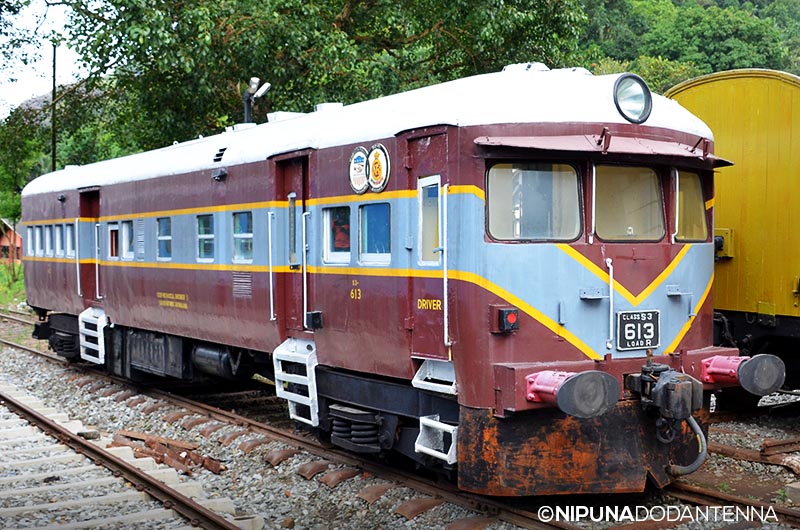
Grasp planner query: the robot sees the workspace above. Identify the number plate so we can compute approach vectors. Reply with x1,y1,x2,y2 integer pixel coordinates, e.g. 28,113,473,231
617,310,660,351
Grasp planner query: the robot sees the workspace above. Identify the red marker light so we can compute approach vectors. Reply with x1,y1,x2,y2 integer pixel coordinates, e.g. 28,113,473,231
497,308,519,332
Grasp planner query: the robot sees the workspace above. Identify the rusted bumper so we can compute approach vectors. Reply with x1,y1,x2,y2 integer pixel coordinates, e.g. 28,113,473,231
457,400,708,496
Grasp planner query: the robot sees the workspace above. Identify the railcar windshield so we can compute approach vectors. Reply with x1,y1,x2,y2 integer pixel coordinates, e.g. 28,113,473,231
595,165,664,241
487,162,580,241
676,170,709,241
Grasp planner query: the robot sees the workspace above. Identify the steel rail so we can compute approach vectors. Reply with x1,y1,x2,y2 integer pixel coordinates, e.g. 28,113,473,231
0,311,36,326
667,481,800,527
0,335,583,530
0,387,241,530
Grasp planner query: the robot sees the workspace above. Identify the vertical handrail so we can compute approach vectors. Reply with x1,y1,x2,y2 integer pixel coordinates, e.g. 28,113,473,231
442,183,453,347
94,223,103,300
590,164,597,244
301,211,311,329
74,218,82,297
606,257,613,350
267,211,276,321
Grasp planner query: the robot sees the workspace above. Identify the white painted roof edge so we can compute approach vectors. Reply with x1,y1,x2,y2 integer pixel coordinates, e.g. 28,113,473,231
23,66,712,197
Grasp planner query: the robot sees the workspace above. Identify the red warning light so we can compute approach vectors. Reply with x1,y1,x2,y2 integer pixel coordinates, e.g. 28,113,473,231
497,308,519,333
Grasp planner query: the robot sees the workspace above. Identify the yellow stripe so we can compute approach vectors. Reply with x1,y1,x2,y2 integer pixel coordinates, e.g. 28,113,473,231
23,255,702,360
556,243,692,306
448,185,485,202
450,269,602,360
22,217,96,226
663,273,714,353
23,256,601,359
25,186,485,225
101,201,286,222
705,197,715,210
307,190,415,206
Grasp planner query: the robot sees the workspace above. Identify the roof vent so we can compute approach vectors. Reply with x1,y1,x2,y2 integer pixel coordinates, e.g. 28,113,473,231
315,102,343,112
268,111,306,122
502,62,550,72
213,147,227,163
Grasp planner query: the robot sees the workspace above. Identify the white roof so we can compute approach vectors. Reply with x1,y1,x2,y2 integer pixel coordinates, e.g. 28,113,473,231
23,64,713,197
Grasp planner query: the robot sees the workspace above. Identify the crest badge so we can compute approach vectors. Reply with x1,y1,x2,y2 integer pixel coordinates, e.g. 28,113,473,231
366,144,390,193
348,147,369,194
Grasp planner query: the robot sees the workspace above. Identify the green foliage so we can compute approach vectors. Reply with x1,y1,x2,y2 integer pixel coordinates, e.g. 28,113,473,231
0,260,24,306
0,106,48,221
589,56,703,94
634,0,789,74
57,0,586,147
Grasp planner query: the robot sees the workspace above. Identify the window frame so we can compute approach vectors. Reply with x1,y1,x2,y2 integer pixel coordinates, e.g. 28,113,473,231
594,164,666,242
44,225,54,256
54,224,64,256
359,202,391,265
232,211,254,264
26,227,34,256
156,217,172,261
65,223,76,258
322,206,351,265
417,175,442,266
120,220,134,260
674,169,710,243
196,214,215,262
107,222,120,259
486,161,582,242
35,226,43,256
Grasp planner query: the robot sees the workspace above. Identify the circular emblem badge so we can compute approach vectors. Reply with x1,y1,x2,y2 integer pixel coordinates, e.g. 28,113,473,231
366,143,390,193
348,147,369,194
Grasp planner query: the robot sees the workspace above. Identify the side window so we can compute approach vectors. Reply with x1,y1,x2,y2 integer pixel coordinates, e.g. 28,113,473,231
359,203,390,264
323,206,350,264
65,223,76,257
35,226,43,256
157,217,172,260
55,224,64,256
120,220,134,260
418,175,441,265
676,170,709,242
233,211,254,263
26,227,34,255
108,223,119,258
197,214,215,261
45,225,53,256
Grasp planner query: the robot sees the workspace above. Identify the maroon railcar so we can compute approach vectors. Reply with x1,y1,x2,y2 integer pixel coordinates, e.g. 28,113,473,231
22,65,784,495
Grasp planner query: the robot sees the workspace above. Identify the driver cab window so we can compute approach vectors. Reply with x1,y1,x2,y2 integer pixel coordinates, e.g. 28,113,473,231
488,162,580,241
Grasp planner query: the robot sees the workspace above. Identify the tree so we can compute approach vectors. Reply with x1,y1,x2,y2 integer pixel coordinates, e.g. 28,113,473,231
634,1,789,74
53,0,586,148
0,105,47,282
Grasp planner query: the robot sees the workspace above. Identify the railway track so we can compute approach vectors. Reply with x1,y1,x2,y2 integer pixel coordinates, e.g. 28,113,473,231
0,327,574,530
0,308,36,327
0,382,257,529
1,328,798,529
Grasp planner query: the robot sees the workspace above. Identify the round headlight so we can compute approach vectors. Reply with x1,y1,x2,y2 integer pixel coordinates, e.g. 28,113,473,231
613,74,652,124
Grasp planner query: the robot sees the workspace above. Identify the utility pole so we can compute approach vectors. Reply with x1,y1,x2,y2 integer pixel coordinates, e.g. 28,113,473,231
51,42,56,172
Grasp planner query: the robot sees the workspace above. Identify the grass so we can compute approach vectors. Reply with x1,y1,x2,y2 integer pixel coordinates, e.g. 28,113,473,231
0,263,26,309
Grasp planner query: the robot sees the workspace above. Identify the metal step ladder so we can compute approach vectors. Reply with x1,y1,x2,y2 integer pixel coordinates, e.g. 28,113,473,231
272,337,319,427
411,359,457,395
414,414,458,464
78,307,108,364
